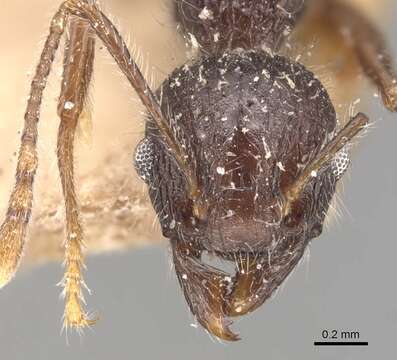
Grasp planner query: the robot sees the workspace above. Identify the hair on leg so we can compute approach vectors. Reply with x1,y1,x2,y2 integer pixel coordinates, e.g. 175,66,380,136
0,8,67,287
57,17,96,329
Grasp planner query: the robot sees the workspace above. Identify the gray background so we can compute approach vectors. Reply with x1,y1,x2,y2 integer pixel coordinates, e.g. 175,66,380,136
1,1,397,359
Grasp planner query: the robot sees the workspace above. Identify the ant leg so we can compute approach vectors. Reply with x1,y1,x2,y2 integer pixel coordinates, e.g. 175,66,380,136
171,241,240,341
57,18,96,328
0,0,195,296
317,0,397,112
0,8,67,287
61,0,200,203
0,0,199,329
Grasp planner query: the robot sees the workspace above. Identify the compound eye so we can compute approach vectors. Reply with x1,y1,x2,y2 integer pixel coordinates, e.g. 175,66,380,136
134,137,155,184
331,146,350,180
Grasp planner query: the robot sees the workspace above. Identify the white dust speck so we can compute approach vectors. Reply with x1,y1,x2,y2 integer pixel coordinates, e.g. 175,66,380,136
216,166,225,175
198,7,214,20
64,101,74,110
279,71,296,90
262,137,272,159
225,210,235,218
188,33,199,49
277,162,286,171
262,69,270,79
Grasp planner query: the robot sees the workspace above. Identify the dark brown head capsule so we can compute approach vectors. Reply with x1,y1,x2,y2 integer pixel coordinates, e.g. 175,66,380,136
134,0,366,341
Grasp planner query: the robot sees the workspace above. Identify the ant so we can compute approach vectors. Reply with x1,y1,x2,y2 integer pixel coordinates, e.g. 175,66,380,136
0,0,396,341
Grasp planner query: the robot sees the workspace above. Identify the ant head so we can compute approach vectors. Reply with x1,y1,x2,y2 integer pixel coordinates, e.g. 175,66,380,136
136,49,348,255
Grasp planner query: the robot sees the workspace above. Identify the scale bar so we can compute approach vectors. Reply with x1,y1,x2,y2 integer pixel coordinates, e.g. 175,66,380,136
314,341,368,346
